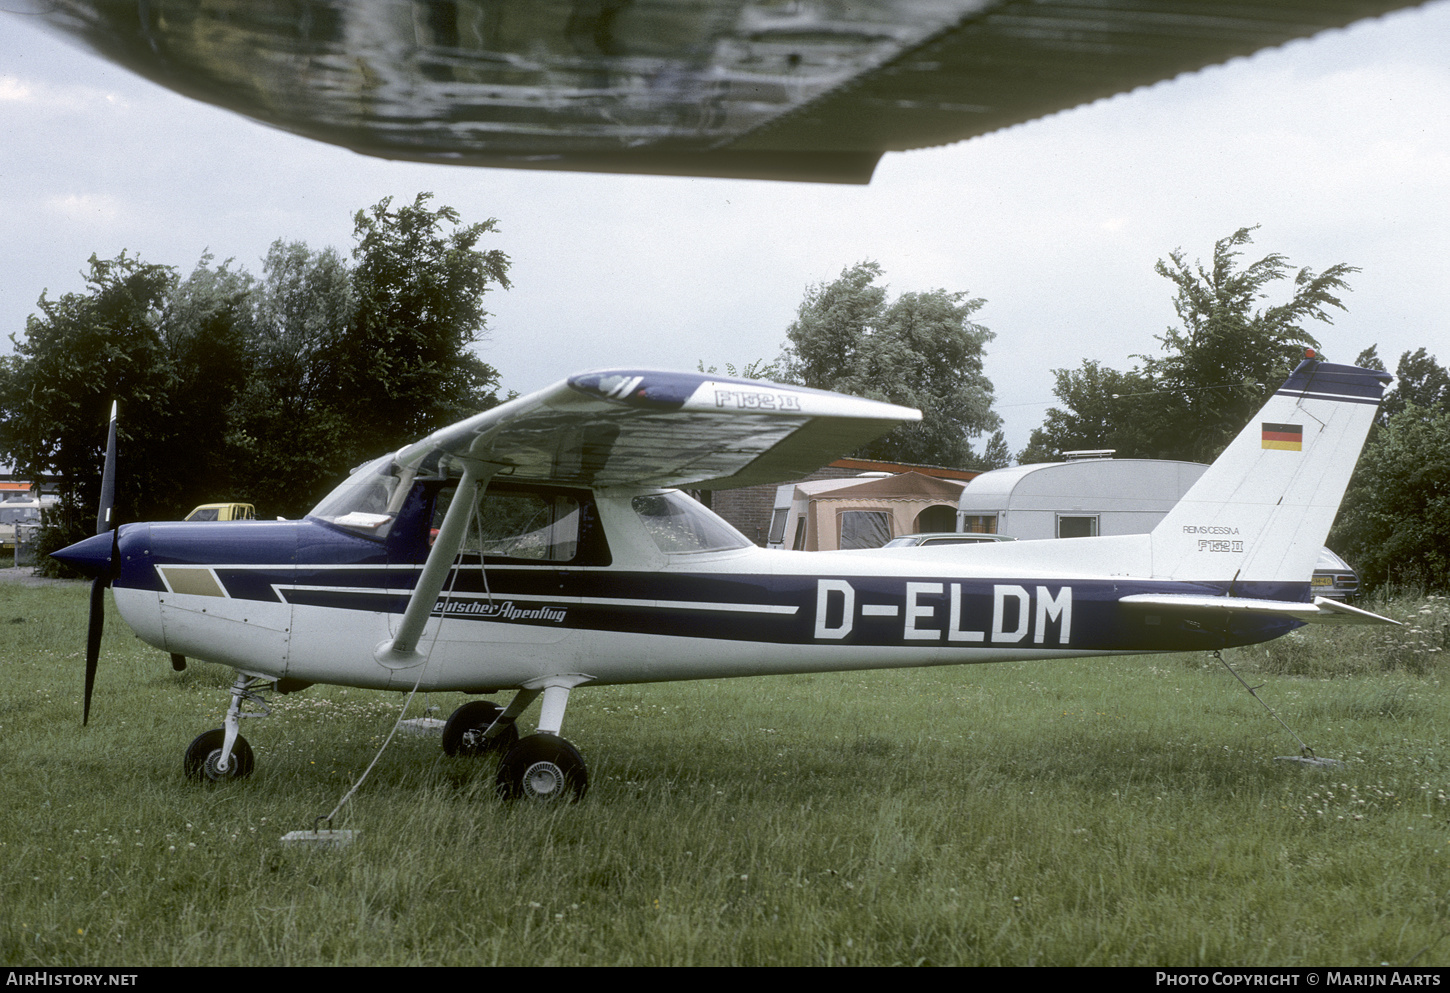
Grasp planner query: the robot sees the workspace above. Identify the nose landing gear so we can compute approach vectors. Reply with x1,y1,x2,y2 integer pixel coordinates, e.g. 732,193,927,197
183,673,269,782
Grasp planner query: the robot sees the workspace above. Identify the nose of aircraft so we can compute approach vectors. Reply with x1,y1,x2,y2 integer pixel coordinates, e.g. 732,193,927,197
50,530,116,578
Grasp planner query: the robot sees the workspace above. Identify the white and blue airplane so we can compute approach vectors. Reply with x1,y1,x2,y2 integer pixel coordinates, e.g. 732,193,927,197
55,355,1397,801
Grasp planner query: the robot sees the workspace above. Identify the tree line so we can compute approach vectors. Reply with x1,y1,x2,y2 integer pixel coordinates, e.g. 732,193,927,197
0,193,510,539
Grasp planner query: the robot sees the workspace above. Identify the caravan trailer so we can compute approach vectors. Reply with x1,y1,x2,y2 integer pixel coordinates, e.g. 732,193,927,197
956,456,1208,540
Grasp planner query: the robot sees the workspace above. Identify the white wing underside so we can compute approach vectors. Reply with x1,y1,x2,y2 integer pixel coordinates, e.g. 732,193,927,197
393,369,921,491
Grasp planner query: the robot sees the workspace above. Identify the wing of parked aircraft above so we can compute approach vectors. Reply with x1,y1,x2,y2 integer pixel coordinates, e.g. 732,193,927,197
32,0,1429,183
392,368,921,490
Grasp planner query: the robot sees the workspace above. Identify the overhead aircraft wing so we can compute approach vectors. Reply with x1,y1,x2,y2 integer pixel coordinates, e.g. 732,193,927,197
1120,593,1401,627
32,1,1428,183
392,369,921,490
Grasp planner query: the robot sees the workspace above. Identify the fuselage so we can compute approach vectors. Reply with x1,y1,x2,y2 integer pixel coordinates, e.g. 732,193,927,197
107,478,1307,693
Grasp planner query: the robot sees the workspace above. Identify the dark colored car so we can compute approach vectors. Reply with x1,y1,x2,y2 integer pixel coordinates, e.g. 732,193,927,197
1312,547,1359,601
879,533,1017,548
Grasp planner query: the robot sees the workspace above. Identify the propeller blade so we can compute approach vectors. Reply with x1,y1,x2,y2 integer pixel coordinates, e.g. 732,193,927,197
96,401,117,535
83,575,105,726
83,401,118,725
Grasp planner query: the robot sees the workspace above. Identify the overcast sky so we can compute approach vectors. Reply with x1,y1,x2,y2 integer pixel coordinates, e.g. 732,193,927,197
2,3,1447,459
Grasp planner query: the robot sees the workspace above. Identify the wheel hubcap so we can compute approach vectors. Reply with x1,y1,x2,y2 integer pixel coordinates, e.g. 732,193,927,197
202,749,231,780
522,760,564,799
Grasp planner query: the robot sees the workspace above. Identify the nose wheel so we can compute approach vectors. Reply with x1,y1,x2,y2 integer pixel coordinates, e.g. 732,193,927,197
184,728,255,781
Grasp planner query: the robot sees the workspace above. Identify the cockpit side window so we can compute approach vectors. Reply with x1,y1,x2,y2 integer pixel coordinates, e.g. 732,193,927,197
431,482,608,566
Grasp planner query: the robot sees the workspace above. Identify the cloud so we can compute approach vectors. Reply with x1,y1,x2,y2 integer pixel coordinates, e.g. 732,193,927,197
46,193,125,225
0,72,129,113
0,76,33,102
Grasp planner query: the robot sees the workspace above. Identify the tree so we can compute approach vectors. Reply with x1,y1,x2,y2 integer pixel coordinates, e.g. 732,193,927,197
777,262,1000,467
1330,347,1450,593
335,193,511,468
1018,362,1171,463
0,252,178,531
1331,400,1450,592
979,430,1012,470
230,240,356,517
1026,228,1357,463
162,255,259,513
696,359,784,381
1145,227,1357,460
1381,347,1450,423
1,194,516,539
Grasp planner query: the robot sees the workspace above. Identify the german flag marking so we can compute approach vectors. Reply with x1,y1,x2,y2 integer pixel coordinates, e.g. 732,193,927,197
1261,422,1302,451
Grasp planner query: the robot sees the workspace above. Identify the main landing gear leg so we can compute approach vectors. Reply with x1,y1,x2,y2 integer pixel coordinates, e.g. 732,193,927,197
183,673,269,782
495,675,591,803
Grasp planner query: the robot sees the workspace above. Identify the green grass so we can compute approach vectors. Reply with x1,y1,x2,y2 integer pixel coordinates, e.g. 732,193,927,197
2,582,1449,965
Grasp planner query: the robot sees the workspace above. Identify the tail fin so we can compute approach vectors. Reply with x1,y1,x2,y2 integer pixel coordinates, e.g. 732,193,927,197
1150,358,1391,585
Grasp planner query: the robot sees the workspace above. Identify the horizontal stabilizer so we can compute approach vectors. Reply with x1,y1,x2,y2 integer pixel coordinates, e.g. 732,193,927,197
1120,593,1400,627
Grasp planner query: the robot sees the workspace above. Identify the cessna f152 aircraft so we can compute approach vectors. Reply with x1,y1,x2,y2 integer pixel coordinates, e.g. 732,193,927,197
55,355,1397,801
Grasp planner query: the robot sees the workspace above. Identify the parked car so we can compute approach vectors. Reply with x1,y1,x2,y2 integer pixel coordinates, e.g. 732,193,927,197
0,499,46,549
1312,547,1360,601
184,503,257,522
878,532,1017,548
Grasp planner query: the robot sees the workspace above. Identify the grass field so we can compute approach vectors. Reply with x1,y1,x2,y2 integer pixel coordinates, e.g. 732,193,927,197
2,579,1448,966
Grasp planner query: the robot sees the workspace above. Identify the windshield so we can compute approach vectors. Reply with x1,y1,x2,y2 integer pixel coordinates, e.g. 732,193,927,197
632,491,751,554
309,455,413,536
0,506,40,525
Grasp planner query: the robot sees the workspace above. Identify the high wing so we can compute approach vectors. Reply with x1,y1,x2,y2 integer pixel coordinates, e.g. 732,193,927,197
393,368,921,490
33,0,1429,183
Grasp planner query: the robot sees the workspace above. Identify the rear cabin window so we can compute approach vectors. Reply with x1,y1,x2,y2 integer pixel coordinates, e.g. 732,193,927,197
631,492,751,554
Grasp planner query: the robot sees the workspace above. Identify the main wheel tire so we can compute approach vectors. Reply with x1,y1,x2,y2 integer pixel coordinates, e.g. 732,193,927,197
183,728,254,782
442,700,519,757
495,734,587,802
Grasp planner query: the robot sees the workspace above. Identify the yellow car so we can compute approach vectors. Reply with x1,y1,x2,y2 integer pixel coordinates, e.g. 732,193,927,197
184,503,256,522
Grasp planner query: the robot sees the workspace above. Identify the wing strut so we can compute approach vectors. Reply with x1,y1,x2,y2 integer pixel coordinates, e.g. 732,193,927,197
374,463,498,667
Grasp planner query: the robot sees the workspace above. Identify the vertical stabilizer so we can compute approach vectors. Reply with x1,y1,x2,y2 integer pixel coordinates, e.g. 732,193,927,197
1150,358,1390,586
